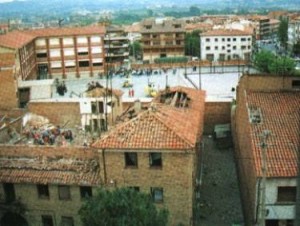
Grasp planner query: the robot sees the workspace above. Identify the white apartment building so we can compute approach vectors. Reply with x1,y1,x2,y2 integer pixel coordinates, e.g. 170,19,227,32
200,29,253,62
288,17,300,51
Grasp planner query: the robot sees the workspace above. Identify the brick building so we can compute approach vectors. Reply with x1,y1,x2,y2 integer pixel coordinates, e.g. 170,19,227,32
234,74,300,226
0,146,101,226
93,86,206,226
140,18,186,62
0,26,106,81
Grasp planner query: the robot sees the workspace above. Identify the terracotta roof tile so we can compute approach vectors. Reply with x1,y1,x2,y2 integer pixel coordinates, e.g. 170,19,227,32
93,87,205,150
28,26,105,37
0,31,35,49
201,29,253,37
246,91,300,178
0,146,101,185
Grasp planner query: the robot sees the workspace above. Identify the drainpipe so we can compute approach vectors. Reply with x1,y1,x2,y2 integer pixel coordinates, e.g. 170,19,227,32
101,149,107,185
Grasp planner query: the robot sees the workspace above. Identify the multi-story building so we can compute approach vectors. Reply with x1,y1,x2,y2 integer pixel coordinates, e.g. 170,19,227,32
200,29,253,62
288,17,300,51
234,74,300,226
0,145,101,226
104,25,129,66
93,86,205,226
248,15,271,40
0,26,106,80
140,18,185,62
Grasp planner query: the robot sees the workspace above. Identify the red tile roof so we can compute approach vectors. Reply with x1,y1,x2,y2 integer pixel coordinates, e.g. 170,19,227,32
0,31,35,49
0,53,15,67
0,146,101,185
93,86,205,150
201,29,253,37
28,26,105,37
246,91,300,178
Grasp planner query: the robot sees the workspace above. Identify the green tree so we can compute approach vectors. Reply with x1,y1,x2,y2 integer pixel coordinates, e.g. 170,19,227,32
129,41,142,60
269,56,295,75
277,17,288,50
253,50,276,73
185,30,201,57
79,188,169,226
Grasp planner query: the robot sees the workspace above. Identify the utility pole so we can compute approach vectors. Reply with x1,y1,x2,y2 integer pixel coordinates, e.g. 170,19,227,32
258,130,271,226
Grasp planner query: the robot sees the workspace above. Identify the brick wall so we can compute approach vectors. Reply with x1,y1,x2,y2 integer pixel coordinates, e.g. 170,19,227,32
0,70,18,110
28,101,81,128
204,101,232,135
99,149,195,226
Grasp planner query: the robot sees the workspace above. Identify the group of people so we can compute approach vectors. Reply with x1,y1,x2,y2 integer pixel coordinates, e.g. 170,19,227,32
128,89,135,97
87,81,103,91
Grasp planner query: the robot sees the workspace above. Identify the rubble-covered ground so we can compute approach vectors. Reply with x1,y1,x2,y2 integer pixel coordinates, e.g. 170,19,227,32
197,136,244,226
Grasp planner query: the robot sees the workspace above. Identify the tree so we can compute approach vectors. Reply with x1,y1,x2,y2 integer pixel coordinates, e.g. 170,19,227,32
79,188,169,226
268,56,295,75
293,41,300,57
253,50,276,73
277,17,288,50
185,30,201,57
129,41,142,60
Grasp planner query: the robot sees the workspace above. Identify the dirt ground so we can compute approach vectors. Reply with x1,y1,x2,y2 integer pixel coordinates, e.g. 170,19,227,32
197,135,244,226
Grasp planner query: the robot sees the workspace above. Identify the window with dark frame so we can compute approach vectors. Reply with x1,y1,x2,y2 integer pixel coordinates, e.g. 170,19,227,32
80,186,92,199
125,152,138,167
78,61,89,67
149,153,162,167
42,215,54,226
61,216,74,226
37,184,50,199
37,52,47,58
58,185,71,200
3,183,16,203
150,187,163,203
277,186,296,203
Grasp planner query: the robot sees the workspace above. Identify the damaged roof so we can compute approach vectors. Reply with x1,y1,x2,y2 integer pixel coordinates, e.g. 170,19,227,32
246,91,300,178
93,86,205,150
0,146,101,186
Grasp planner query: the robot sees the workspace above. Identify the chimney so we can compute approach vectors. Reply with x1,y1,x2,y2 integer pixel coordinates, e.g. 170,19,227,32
134,99,142,113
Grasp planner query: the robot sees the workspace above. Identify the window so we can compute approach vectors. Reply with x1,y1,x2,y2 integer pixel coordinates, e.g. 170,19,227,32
233,38,236,41
3,183,16,203
91,101,104,114
241,38,246,41
174,24,181,28
215,46,218,50
79,61,89,67
222,46,225,50
125,152,138,167
241,45,246,50
42,215,54,226
37,184,49,199
277,186,296,203
206,46,210,50
227,38,231,41
222,38,225,41
61,216,74,226
37,52,47,58
292,80,300,88
206,38,210,42
149,153,162,167
58,185,71,200
80,186,92,199
214,38,218,42
233,46,237,50
176,40,181,45
151,187,163,203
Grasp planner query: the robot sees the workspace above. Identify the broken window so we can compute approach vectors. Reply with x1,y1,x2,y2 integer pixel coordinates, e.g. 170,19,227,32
249,106,262,124
61,216,74,226
80,186,92,199
42,215,54,226
58,185,71,200
150,187,164,203
149,153,162,168
37,184,50,199
277,186,296,203
125,152,138,167
3,183,16,203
